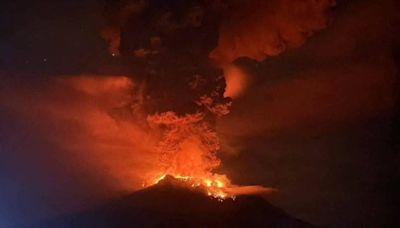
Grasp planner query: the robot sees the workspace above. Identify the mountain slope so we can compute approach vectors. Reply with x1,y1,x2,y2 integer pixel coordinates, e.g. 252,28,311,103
31,177,314,228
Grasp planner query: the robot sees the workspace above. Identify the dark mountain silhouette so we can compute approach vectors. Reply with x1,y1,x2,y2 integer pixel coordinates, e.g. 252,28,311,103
29,176,314,228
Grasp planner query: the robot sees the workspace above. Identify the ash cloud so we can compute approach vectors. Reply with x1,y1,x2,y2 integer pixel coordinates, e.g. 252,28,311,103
101,0,335,101
103,0,335,64
217,0,399,227
218,0,399,138
211,0,335,63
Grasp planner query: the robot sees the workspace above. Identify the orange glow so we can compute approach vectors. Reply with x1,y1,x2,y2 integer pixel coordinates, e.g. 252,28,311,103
144,111,235,199
151,173,233,199
148,173,274,200
143,110,273,200
223,65,249,98
210,0,334,63
3,75,273,200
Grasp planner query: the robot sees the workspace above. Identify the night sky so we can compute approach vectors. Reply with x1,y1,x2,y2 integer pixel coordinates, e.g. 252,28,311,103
1,0,399,227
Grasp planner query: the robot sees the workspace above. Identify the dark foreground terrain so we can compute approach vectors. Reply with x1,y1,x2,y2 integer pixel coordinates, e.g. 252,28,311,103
29,176,314,228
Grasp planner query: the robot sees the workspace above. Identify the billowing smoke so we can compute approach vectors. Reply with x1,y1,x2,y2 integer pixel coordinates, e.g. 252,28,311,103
1,0,398,226
90,0,334,191
211,0,335,63
211,0,335,98
1,0,335,215
102,0,335,63
101,0,236,190
99,0,334,185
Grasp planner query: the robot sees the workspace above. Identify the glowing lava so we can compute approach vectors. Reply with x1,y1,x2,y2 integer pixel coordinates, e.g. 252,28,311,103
152,174,232,200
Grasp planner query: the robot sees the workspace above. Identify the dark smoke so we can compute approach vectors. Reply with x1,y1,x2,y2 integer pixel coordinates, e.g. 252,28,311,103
104,0,230,116
101,0,235,184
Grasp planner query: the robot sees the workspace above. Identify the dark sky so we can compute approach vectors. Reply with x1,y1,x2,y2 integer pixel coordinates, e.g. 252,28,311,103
1,0,399,227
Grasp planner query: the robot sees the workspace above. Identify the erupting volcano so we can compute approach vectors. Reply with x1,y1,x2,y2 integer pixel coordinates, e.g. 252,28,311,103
1,0,348,227
1,0,398,226
101,0,334,205
101,0,264,199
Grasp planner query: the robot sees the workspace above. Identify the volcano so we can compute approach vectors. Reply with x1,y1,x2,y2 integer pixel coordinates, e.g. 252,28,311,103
31,176,314,228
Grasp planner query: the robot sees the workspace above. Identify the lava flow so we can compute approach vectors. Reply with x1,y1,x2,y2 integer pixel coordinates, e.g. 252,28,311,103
153,174,231,199
148,173,273,200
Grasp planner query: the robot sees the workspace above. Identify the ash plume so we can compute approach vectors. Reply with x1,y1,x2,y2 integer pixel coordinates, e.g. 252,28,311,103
99,0,334,184
102,0,234,185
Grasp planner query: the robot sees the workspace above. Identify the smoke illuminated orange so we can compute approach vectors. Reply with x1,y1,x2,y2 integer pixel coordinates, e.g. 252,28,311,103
3,75,272,200
144,111,232,199
143,111,272,199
